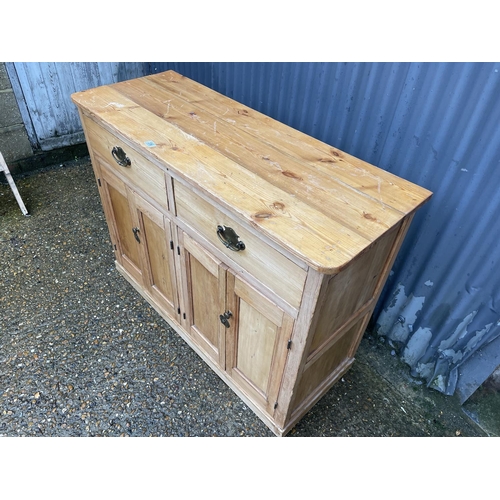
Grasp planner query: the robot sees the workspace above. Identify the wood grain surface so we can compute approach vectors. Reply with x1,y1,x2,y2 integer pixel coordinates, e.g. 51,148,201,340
71,71,432,273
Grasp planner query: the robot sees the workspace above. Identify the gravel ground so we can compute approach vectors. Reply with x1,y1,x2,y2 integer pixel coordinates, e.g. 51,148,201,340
0,159,488,437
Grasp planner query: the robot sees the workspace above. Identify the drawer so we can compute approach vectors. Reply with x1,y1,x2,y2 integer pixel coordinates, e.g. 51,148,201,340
174,180,307,309
82,114,169,208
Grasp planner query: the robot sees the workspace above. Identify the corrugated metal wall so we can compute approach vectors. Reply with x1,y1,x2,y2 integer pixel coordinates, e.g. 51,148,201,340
148,62,500,402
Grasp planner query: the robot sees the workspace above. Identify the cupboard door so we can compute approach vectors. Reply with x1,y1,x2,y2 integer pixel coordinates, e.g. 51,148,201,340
226,272,294,415
179,231,227,368
99,166,142,283
133,193,179,321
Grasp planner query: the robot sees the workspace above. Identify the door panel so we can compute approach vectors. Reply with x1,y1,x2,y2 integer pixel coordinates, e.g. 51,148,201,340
99,167,142,283
179,231,226,367
190,257,221,347
108,184,140,268
226,272,294,415
236,300,278,393
134,194,178,320
142,215,173,298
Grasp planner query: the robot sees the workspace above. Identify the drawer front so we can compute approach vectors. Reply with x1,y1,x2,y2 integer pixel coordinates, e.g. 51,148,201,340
174,181,307,309
83,114,168,208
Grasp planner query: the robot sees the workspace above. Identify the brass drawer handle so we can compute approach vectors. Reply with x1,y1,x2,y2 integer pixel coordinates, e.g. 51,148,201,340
111,146,131,167
216,225,245,252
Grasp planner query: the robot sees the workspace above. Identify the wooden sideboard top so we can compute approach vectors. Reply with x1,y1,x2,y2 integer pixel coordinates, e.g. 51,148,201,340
71,70,432,274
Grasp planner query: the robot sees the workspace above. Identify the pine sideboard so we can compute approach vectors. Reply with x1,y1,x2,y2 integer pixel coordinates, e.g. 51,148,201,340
71,70,432,436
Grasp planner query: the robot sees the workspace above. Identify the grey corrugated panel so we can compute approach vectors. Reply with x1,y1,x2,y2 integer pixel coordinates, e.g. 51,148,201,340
456,334,500,404
145,62,500,399
9,62,151,151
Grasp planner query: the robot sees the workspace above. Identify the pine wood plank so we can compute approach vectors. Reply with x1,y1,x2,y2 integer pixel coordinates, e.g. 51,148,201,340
138,70,432,215
136,201,178,316
308,222,400,353
273,268,324,427
190,257,221,354
292,317,363,411
236,299,278,394
100,168,141,274
175,180,307,310
348,213,417,359
173,212,300,321
234,275,285,329
82,114,168,208
183,229,221,278
226,272,294,415
181,231,227,366
73,86,373,273
113,77,403,242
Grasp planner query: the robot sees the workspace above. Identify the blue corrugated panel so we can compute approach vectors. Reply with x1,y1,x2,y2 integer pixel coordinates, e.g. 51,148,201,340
149,62,500,401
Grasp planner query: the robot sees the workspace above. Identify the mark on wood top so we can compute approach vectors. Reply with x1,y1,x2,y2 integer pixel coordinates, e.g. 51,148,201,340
71,71,432,273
